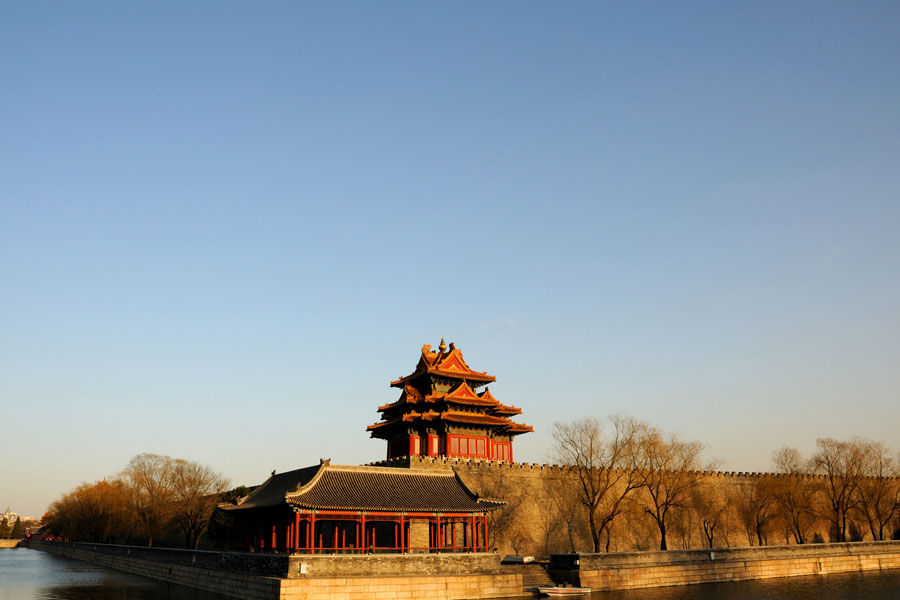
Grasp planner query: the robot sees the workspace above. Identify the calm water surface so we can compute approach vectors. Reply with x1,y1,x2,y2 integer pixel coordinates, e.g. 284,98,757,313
3,547,899,599
0,547,225,600
589,569,900,599
502,569,900,600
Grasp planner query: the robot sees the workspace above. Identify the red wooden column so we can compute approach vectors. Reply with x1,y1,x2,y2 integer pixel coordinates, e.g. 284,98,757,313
309,514,316,554
470,514,476,552
294,513,301,550
271,523,277,550
436,515,442,551
361,514,367,553
400,514,406,553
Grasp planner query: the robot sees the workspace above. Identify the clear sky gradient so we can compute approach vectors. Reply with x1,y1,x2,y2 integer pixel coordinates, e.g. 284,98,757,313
2,2,898,518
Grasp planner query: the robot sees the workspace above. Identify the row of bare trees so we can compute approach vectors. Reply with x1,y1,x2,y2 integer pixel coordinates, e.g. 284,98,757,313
552,417,900,552
552,416,705,551
45,453,229,549
754,439,900,544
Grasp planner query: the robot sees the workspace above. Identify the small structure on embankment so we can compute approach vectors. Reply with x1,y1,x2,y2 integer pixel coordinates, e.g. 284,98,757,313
218,460,504,554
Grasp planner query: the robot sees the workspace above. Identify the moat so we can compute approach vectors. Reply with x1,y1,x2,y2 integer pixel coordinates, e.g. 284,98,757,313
592,569,900,600
0,548,224,600
4,547,900,600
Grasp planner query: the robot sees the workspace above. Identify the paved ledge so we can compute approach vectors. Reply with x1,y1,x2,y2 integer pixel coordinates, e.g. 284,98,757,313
286,552,506,577
32,541,292,576
29,541,522,600
551,541,900,591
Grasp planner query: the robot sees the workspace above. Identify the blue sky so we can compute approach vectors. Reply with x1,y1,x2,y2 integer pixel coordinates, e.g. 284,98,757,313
2,2,898,517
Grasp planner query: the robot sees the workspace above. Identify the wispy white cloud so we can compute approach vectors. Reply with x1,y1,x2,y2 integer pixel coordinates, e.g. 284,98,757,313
478,318,517,329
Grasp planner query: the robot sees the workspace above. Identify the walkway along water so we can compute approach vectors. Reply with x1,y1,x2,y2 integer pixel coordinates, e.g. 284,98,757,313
27,539,900,600
28,540,522,600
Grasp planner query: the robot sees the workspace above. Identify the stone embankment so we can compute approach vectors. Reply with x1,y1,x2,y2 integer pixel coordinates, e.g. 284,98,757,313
551,540,900,591
0,539,24,548
29,541,522,600
30,539,900,598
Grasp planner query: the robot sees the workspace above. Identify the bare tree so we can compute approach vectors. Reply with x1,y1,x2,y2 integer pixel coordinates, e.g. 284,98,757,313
855,441,900,541
45,479,131,543
122,453,177,547
542,475,587,554
731,477,779,546
668,504,699,550
812,438,866,542
552,416,647,552
692,483,730,548
638,428,704,550
771,447,817,544
171,459,230,549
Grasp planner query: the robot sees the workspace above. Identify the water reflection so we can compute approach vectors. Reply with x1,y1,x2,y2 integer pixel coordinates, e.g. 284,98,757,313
592,570,900,600
502,569,900,600
0,548,226,600
4,547,899,600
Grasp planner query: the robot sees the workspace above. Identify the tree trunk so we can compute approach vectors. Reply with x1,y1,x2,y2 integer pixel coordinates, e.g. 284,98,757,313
703,525,714,548
792,517,805,544
589,511,601,552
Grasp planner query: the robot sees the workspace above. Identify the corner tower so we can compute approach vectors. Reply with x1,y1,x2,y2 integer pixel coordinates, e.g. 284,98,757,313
367,339,533,462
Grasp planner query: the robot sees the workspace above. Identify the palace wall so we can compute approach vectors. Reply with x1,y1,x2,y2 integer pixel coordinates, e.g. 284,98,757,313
374,456,898,558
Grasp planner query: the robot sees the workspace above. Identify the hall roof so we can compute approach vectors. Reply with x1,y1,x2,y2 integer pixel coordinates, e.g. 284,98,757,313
219,462,505,513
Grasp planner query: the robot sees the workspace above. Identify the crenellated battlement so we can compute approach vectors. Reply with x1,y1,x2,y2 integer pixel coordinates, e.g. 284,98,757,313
368,455,578,473
366,455,864,480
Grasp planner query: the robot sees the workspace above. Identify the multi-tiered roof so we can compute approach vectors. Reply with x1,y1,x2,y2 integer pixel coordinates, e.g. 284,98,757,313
367,339,532,461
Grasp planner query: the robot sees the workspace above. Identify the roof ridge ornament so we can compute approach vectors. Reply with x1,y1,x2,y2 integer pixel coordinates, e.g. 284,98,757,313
438,338,447,353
